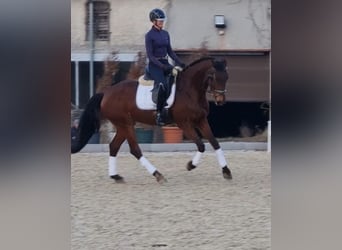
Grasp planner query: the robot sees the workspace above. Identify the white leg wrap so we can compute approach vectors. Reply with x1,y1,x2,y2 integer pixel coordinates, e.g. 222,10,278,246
139,156,157,174
215,148,227,168
108,156,117,176
192,151,203,166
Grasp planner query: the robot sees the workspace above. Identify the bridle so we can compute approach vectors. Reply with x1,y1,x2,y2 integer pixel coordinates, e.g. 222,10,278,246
206,68,227,98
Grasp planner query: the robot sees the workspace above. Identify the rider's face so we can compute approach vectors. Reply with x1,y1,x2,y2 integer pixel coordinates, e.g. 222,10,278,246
154,20,164,29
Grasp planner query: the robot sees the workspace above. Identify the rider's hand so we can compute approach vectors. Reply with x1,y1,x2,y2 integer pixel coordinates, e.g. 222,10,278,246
162,64,173,74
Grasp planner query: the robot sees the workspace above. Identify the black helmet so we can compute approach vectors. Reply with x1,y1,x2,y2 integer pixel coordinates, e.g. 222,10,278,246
149,8,166,22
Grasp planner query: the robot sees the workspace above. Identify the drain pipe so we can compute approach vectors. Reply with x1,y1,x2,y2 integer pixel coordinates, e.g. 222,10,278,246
89,0,94,97
267,51,271,153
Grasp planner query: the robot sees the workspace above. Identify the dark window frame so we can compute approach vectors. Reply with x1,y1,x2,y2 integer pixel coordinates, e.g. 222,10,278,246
85,1,110,41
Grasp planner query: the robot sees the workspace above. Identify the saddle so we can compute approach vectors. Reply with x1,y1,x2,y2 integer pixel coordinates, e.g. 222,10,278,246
135,66,182,110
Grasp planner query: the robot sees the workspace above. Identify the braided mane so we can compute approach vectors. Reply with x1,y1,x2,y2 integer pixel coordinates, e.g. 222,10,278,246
183,57,214,71
183,57,226,72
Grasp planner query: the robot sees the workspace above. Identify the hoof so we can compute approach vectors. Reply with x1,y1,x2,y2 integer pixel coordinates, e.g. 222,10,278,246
186,161,197,171
222,166,232,180
110,174,126,183
153,171,168,184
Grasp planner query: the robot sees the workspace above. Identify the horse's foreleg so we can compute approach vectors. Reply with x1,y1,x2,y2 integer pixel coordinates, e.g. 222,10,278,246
108,127,126,183
198,119,232,179
179,125,205,171
124,126,167,183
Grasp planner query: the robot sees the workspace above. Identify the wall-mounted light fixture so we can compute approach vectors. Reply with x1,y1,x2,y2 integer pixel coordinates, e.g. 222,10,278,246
214,15,226,28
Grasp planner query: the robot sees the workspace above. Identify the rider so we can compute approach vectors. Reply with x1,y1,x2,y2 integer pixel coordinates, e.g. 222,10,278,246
145,8,186,126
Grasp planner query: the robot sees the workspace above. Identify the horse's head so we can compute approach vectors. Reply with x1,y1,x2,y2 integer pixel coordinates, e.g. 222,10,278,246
206,58,228,106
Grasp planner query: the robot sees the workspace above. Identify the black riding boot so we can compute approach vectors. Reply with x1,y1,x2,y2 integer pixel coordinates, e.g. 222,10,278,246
156,112,165,126
156,83,167,126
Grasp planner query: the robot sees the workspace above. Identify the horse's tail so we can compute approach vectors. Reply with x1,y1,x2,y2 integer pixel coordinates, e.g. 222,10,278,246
71,93,104,154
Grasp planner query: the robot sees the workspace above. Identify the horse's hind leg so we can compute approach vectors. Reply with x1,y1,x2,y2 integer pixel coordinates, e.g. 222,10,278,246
108,126,126,183
124,125,167,183
197,119,232,180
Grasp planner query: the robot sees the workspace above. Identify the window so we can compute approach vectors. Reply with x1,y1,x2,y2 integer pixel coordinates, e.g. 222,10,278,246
86,1,110,41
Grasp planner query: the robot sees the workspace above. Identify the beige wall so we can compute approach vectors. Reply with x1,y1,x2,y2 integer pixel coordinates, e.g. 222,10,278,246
167,0,271,50
71,0,169,54
71,0,271,55
71,0,87,51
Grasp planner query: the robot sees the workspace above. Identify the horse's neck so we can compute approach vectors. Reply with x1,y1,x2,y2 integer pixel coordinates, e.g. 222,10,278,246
185,60,212,91
188,59,212,73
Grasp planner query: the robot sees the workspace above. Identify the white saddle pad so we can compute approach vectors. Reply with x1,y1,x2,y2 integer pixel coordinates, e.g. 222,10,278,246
136,76,176,110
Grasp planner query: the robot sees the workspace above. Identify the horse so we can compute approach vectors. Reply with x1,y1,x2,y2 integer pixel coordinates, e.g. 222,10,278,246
71,57,232,183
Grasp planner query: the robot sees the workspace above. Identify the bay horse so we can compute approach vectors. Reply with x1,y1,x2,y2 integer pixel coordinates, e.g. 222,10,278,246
71,57,232,183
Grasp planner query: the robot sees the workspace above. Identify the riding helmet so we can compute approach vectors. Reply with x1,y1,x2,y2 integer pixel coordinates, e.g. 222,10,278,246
149,8,166,22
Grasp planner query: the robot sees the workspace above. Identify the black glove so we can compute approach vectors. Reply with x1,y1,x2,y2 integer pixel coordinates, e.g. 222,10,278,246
162,64,173,74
